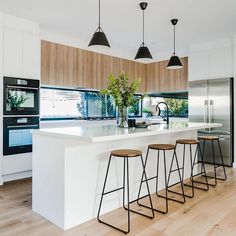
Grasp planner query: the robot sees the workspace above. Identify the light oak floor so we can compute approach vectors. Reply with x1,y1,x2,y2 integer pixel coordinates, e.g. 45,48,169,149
0,167,236,236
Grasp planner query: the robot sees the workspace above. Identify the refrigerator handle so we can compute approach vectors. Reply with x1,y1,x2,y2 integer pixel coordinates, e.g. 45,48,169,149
209,100,213,123
204,100,208,123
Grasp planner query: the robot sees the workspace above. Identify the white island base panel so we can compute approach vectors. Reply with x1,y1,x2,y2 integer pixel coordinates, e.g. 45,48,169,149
32,123,221,230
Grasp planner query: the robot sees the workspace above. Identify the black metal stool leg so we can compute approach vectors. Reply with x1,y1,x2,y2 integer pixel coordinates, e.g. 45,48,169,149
212,140,217,186
124,156,154,219
156,149,160,195
182,144,194,198
137,148,149,204
97,154,112,220
97,155,130,234
159,146,185,204
217,139,227,181
183,143,209,191
126,157,131,234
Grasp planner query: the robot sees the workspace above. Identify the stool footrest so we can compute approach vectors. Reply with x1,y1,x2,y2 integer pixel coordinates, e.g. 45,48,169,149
156,193,185,204
202,174,227,181
137,201,168,214
123,205,154,219
167,189,194,198
103,186,123,195
170,167,183,173
141,175,157,182
183,182,208,191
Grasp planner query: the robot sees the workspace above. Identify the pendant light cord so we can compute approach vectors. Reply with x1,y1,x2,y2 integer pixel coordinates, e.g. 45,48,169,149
142,9,145,45
173,24,176,55
98,0,101,31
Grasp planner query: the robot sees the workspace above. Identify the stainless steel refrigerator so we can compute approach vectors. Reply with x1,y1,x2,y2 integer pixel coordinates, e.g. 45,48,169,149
188,78,234,166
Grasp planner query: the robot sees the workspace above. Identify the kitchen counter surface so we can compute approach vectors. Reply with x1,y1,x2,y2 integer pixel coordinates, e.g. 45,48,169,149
33,121,222,143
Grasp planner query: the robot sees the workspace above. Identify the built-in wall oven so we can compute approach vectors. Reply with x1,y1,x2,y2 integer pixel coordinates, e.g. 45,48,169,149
3,76,40,155
3,116,39,155
3,76,39,116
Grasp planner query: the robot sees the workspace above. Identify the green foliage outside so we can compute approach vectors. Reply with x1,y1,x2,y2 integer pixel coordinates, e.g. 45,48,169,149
164,98,188,117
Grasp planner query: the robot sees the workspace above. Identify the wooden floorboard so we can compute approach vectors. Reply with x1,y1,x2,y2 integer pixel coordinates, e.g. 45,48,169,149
0,168,236,236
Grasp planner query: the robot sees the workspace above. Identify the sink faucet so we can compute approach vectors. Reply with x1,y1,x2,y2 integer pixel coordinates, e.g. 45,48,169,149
156,102,169,124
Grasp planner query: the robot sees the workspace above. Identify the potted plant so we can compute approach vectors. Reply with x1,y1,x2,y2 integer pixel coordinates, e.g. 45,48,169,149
142,107,151,118
7,91,28,111
101,73,140,128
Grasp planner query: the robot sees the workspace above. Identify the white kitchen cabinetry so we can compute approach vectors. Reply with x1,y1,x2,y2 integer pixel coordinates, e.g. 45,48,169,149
23,32,40,79
189,38,233,81
3,27,23,77
189,50,209,81
3,27,40,79
209,46,233,79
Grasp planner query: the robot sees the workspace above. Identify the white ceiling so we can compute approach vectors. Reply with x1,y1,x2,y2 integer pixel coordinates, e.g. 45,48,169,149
0,0,235,61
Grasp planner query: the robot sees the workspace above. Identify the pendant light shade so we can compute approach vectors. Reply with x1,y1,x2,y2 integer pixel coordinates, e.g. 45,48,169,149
167,19,183,69
89,30,110,47
135,43,152,60
135,2,153,60
88,0,110,48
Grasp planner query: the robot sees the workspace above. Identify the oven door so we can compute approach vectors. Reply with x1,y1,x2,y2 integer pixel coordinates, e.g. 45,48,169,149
3,77,39,115
3,117,39,155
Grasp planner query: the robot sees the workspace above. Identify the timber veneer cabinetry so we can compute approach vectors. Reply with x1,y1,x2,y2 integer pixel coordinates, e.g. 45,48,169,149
41,40,188,92
146,57,188,92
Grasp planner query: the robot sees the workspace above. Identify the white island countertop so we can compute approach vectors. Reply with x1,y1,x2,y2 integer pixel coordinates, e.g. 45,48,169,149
33,121,222,143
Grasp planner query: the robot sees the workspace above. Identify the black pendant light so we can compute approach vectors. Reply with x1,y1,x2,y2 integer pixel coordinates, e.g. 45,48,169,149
88,0,110,47
135,2,152,60
167,19,183,69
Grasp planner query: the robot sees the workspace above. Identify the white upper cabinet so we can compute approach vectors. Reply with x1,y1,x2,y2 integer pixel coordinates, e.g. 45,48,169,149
209,46,233,79
189,50,209,81
22,32,40,79
189,38,233,81
2,14,40,80
3,27,23,77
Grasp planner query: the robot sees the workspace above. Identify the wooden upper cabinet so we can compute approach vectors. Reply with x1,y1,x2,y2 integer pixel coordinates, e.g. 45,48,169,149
41,40,187,93
146,57,188,92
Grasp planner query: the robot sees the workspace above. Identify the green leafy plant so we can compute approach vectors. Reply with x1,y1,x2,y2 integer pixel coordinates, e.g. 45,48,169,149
142,107,151,113
7,91,28,109
101,73,141,108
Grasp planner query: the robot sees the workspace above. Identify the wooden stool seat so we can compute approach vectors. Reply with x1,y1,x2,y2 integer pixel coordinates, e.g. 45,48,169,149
148,144,175,151
176,139,199,145
198,136,219,141
111,149,142,158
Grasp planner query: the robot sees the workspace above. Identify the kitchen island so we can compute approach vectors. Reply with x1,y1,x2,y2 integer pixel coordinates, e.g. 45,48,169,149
32,121,221,230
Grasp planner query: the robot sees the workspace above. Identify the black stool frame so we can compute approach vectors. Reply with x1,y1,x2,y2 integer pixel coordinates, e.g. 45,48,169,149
200,138,227,187
97,154,154,234
167,142,209,199
137,147,185,214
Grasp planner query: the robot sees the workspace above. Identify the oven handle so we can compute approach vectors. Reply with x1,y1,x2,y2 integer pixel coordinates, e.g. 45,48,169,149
6,85,39,90
7,125,39,129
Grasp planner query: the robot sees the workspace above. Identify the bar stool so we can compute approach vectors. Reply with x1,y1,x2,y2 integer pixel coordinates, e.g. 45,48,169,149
137,144,185,214
198,136,227,187
168,139,209,198
97,149,154,234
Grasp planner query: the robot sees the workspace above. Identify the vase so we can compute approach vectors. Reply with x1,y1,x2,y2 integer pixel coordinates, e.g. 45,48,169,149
116,106,128,128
